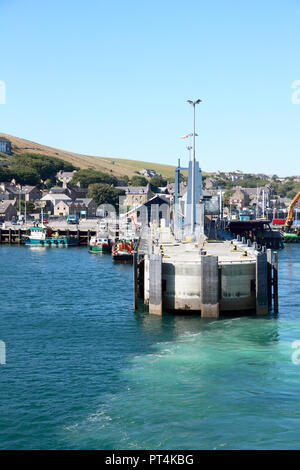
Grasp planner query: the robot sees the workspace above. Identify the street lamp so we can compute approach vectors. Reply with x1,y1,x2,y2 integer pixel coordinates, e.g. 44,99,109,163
187,99,202,234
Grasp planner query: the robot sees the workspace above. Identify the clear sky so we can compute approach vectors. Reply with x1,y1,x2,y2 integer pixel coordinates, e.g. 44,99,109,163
1,0,300,176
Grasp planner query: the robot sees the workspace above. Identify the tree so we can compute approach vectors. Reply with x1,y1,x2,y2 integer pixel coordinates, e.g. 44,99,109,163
149,176,167,187
224,189,234,207
44,177,56,189
19,200,35,213
12,167,40,186
167,173,187,184
130,175,148,186
0,167,12,182
71,169,117,188
122,175,129,185
87,183,125,207
8,152,77,186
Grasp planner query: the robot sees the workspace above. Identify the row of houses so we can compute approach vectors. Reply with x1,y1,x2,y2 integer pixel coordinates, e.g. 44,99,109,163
0,182,42,202
0,200,17,221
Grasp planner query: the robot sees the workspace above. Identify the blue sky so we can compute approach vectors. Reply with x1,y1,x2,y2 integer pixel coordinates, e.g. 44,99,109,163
1,0,300,176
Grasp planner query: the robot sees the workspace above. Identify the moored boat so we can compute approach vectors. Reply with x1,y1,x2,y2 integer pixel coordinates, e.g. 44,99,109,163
112,240,135,263
89,233,112,253
25,226,79,247
282,231,300,243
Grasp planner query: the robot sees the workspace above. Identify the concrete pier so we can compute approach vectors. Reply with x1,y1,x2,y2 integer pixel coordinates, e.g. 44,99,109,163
138,227,278,316
149,254,162,315
133,251,138,310
200,255,219,318
144,255,150,305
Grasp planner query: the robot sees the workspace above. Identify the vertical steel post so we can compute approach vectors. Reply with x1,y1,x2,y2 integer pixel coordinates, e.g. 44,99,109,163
273,251,278,313
267,248,272,307
133,251,138,310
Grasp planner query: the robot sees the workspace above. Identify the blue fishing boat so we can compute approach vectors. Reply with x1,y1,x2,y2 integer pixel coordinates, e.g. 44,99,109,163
24,226,79,247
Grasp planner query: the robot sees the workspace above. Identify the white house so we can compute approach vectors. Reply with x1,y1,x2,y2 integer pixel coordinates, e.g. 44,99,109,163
41,193,72,211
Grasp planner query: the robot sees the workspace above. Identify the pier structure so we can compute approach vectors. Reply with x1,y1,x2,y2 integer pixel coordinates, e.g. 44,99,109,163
132,97,280,317
0,227,96,245
135,226,278,316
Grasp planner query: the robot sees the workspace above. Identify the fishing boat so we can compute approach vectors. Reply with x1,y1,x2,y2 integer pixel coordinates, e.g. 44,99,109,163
89,233,112,253
112,240,135,263
282,231,300,243
24,226,79,247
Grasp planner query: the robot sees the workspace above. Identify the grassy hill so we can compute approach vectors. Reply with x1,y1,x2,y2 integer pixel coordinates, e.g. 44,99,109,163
0,132,185,180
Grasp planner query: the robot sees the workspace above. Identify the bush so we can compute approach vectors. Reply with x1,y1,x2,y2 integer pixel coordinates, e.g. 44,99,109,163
71,169,117,188
149,176,167,187
87,183,125,207
130,175,148,186
7,153,77,186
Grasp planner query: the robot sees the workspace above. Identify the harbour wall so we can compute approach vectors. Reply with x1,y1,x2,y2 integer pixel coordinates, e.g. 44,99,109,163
0,228,97,245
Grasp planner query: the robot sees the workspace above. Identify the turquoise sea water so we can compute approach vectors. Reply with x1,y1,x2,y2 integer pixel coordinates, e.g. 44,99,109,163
0,245,300,449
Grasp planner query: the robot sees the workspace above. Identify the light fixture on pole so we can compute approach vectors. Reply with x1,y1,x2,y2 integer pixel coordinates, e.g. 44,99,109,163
187,99,202,234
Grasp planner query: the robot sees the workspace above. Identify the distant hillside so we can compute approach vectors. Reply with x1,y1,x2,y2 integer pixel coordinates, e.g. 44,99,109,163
0,132,185,180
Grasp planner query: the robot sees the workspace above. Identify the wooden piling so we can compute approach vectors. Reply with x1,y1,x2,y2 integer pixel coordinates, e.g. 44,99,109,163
273,251,278,313
267,249,272,307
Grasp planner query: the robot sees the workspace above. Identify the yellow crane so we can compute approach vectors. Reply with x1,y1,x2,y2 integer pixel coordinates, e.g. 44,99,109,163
285,190,300,228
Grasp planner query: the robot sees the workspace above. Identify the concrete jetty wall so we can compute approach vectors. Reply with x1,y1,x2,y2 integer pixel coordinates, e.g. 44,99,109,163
139,232,277,316
163,260,202,311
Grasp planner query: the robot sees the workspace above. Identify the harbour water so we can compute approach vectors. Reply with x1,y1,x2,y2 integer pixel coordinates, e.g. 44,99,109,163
0,245,300,449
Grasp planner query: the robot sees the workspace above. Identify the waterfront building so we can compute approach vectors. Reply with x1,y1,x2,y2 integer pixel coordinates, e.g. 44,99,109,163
56,170,77,186
0,188,10,201
41,193,72,211
23,186,42,202
53,200,72,217
139,168,161,178
122,194,170,227
166,182,187,197
66,185,89,201
116,184,153,209
54,197,97,218
0,200,17,221
70,198,97,218
0,183,41,202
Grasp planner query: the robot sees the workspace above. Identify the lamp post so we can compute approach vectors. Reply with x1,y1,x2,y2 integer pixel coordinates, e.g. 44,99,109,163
187,145,192,162
18,187,22,218
187,99,201,235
